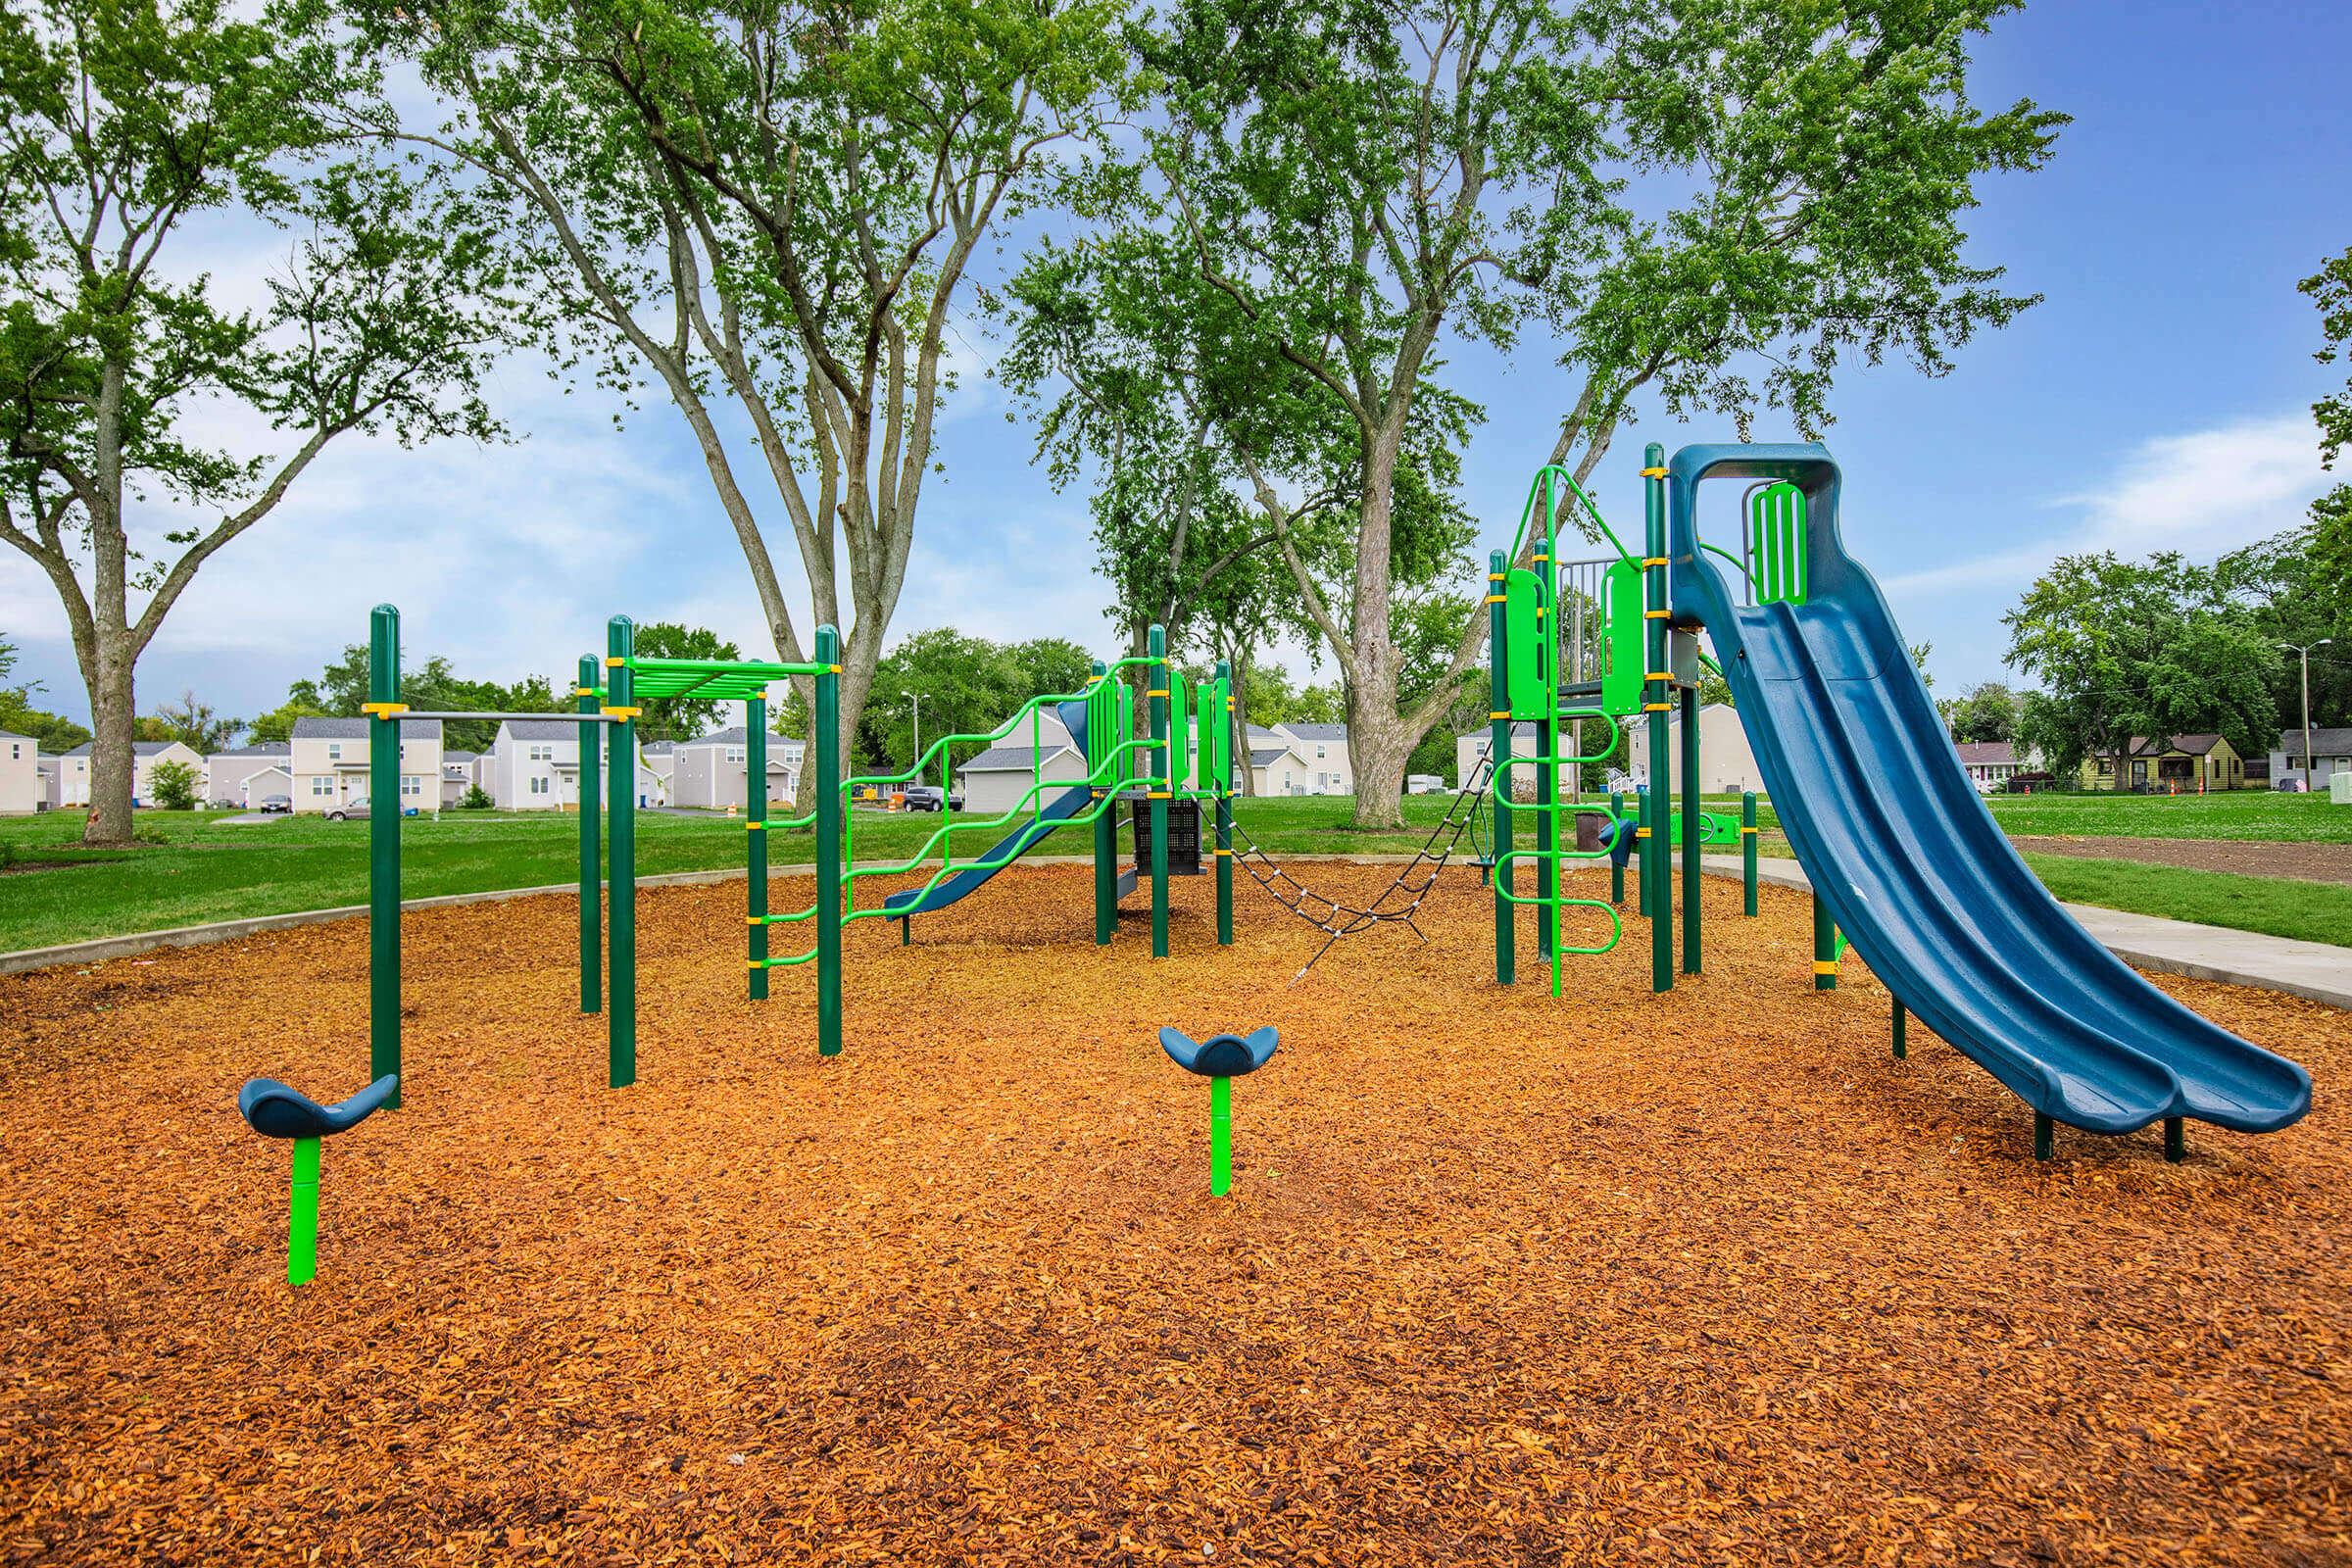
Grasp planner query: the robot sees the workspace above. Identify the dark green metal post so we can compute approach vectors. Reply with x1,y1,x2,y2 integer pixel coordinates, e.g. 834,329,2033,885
577,655,602,1013
1092,660,1116,946
1642,445,1672,993
1741,791,1758,917
1488,551,1514,985
1150,624,1169,959
1813,892,1838,991
1680,683,1700,975
1636,787,1651,917
368,605,401,1106
287,1137,320,1286
814,626,843,1057
1892,996,1907,1058
1608,789,1625,906
748,694,768,1001
1214,659,1234,948
2034,1112,2054,1161
2164,1116,2185,1163
1535,479,1556,959
607,615,636,1088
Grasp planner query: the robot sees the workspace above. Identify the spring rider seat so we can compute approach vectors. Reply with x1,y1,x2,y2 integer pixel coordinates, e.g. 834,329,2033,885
236,1074,399,1285
1158,1026,1279,1196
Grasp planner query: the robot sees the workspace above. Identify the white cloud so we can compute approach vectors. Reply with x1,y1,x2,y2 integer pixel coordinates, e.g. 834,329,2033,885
1883,413,2327,594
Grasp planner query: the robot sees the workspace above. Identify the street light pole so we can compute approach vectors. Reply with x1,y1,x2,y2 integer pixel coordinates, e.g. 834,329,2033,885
2279,639,2331,790
902,690,921,788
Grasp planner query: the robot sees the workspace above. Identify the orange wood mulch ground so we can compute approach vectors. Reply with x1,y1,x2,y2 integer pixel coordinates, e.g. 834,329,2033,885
1,864,2347,1566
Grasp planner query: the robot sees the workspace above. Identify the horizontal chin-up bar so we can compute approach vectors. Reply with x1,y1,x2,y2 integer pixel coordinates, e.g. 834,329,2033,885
385,710,625,724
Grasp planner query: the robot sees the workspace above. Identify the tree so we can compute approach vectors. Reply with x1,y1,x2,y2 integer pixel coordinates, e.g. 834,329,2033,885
148,758,198,809
629,622,741,742
2216,525,2351,733
366,0,1127,807
148,690,240,752
459,781,492,809
1941,681,2019,745
854,628,1097,777
2299,248,2352,604
1101,0,2060,825
248,696,328,746
0,0,521,846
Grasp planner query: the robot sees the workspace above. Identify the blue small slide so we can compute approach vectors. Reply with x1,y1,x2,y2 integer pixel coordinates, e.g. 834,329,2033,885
882,783,1096,918
1669,444,2310,1139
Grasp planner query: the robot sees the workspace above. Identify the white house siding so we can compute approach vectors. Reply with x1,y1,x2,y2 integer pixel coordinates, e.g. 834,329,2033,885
668,729,804,810
956,748,1090,816
288,718,443,813
0,732,37,813
491,720,581,809
1622,704,1765,797
206,746,292,808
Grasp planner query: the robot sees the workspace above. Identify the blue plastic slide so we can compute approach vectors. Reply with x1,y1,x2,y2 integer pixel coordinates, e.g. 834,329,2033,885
882,783,1095,918
1668,443,2310,1137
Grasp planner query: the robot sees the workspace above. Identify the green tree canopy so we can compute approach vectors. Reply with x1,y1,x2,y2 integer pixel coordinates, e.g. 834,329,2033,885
629,622,742,743
854,628,1097,778
0,631,90,750
282,645,562,753
2298,247,2352,605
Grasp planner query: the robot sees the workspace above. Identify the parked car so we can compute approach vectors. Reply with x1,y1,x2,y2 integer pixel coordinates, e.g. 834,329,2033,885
899,784,963,811
259,795,292,813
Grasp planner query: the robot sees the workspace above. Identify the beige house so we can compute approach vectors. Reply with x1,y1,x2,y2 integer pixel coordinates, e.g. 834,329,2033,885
440,749,480,807
54,739,205,807
2079,734,2245,793
0,730,37,814
669,727,805,811
206,743,293,808
290,716,443,813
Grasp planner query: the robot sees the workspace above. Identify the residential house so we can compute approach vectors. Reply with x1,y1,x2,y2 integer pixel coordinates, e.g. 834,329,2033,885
955,710,1091,815
0,730,37,814
488,719,583,809
55,739,205,807
2079,735,2245,793
640,741,675,806
289,716,443,813
1276,722,1352,795
668,726,806,811
206,743,293,808
441,749,480,808
2269,725,2352,791
1952,740,2039,793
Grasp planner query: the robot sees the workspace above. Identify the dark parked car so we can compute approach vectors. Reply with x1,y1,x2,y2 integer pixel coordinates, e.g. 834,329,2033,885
259,795,292,813
899,784,963,811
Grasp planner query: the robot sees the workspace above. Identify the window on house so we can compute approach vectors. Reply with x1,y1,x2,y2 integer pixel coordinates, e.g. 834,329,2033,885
401,776,422,797
326,743,342,760
1316,745,1327,759
726,747,745,763
530,776,550,796
311,777,333,797
528,744,553,761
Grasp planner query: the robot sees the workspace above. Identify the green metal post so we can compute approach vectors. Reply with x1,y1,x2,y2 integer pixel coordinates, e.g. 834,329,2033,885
1813,893,1838,991
1643,445,1672,993
1150,624,1169,959
1488,551,1514,985
1535,478,1556,959
1741,791,1758,917
1210,1075,1232,1197
368,605,402,1107
287,1137,320,1286
1637,787,1651,917
2034,1112,2054,1161
1214,659,1234,948
748,695,768,1001
814,626,843,1056
577,655,602,1013
1609,789,1625,906
1892,997,1907,1059
2164,1116,2185,1163
1092,661,1115,946
1680,683,1700,975
607,616,636,1087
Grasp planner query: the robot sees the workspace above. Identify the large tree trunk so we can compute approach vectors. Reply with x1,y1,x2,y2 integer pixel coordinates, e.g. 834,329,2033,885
1346,425,1408,829
81,359,136,848
82,649,136,846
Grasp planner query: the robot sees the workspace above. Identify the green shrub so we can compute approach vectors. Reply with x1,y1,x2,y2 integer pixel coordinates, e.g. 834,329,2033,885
460,783,493,809
149,760,199,810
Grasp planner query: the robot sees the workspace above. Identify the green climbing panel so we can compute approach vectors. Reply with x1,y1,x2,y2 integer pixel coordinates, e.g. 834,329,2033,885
1167,675,1190,787
1196,676,1230,791
1670,808,1741,848
1749,482,1808,607
1505,567,1551,719
1600,559,1644,718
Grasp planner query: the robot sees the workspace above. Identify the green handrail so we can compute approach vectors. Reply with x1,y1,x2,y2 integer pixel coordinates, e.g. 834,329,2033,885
1509,464,1641,574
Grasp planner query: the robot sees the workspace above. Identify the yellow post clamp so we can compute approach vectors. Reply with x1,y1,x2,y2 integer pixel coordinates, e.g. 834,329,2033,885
1642,610,1671,619
1146,689,1170,699
572,685,598,698
605,656,626,668
827,664,843,674
745,915,761,925
360,701,408,718
1640,466,1670,478
1642,702,1673,712
1488,710,1509,720
1488,571,1505,582
1484,595,1505,605
601,706,642,720
1642,557,1670,566
1645,670,1675,681
748,959,765,971
1813,959,1840,975
1740,826,1760,836
1148,790,1172,800
1634,827,1652,839
745,820,765,832
1532,554,1550,564
1214,848,1234,858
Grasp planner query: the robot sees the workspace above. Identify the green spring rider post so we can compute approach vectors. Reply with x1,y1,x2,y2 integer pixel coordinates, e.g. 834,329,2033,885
1159,1027,1279,1197
814,625,843,1056
367,605,402,1107
288,1137,320,1285
1813,895,1838,991
748,693,768,1001
577,654,602,1013
1209,1076,1233,1196
1741,791,1759,916
1892,996,1907,1058
606,616,637,1087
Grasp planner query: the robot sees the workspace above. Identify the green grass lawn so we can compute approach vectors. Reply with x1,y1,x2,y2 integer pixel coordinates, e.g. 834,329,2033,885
3,787,2350,954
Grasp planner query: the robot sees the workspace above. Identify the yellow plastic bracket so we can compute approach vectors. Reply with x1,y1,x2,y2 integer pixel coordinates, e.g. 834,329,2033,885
1484,595,1505,605
1146,689,1170,699
1642,557,1670,567
745,915,761,926
1642,610,1671,619
1740,826,1759,836
572,686,599,698
1488,710,1509,720
1148,790,1172,800
827,664,843,674
601,706,643,720
745,821,765,832
1488,571,1506,583
1642,702,1673,712
1645,670,1675,681
1813,959,1841,975
1634,827,1652,839
360,701,408,718
1640,466,1670,478
605,656,626,668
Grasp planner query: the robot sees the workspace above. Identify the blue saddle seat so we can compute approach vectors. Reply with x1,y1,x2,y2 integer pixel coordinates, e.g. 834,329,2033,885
237,1074,400,1140
1159,1026,1280,1078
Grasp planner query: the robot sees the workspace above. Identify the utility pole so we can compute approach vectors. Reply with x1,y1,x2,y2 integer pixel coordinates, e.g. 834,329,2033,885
902,690,922,787
2279,640,2331,789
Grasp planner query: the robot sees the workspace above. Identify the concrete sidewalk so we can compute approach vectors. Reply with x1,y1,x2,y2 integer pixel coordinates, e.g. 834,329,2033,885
4,851,2347,1010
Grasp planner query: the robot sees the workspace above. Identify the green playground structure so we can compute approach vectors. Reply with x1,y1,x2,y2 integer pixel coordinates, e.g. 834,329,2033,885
360,610,1234,1084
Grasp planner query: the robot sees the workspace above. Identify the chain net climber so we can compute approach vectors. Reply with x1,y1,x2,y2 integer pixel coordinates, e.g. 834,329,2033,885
1227,751,1497,982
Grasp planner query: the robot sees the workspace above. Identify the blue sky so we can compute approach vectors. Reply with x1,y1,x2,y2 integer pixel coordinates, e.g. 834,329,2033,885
4,0,2349,730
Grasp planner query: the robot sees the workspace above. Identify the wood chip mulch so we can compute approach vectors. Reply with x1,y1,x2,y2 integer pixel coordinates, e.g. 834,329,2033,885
0,864,2345,1566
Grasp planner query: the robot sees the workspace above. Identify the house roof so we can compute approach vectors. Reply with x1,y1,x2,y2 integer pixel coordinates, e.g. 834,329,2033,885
0,729,30,742
676,726,805,752
210,743,291,760
1249,747,1292,767
1280,722,1348,742
1953,742,2022,766
443,748,478,762
2278,726,2352,760
958,742,1080,773
63,739,194,757
641,740,675,757
498,718,579,742
2133,733,2223,757
291,716,443,740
